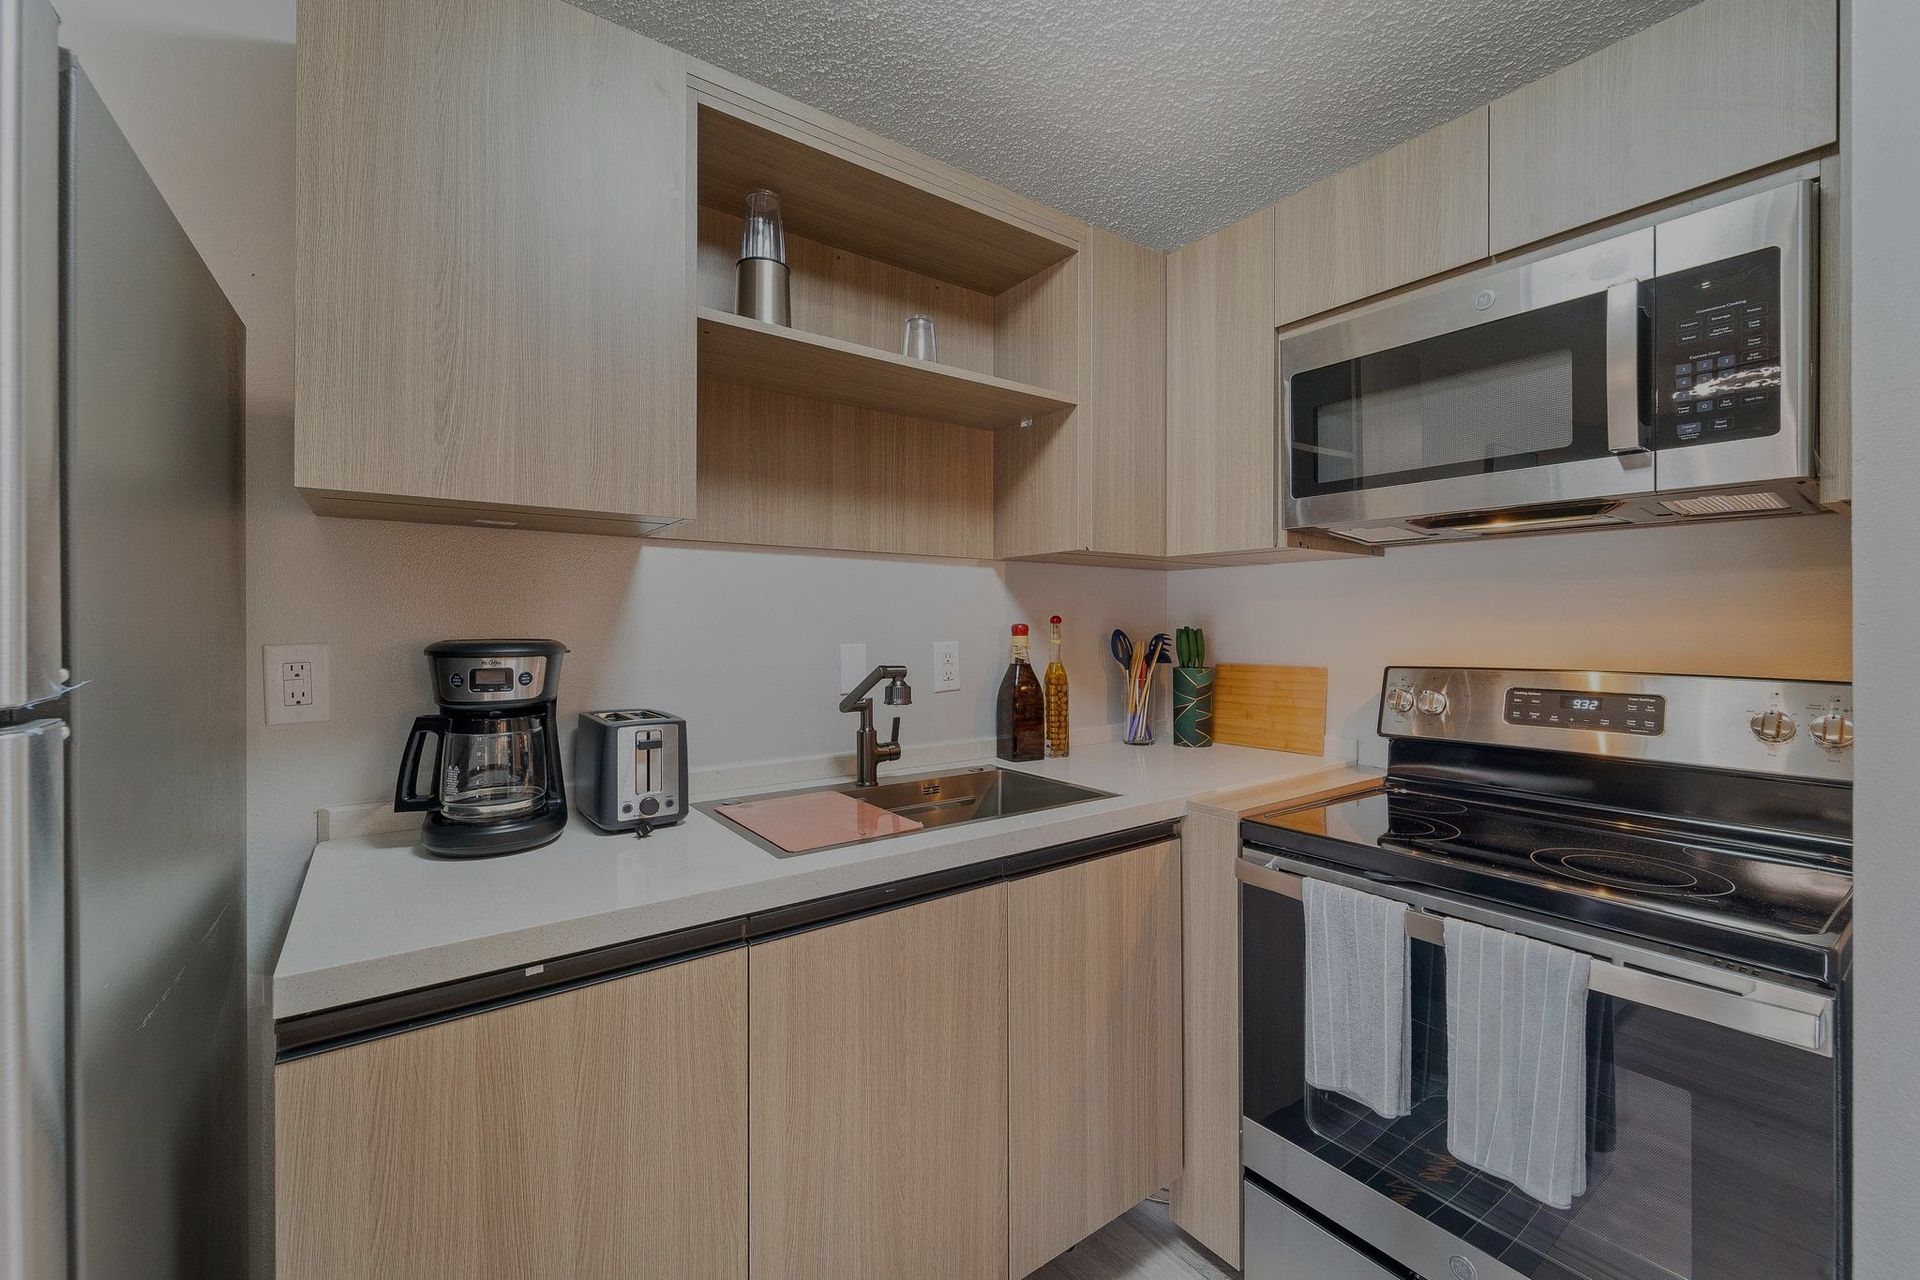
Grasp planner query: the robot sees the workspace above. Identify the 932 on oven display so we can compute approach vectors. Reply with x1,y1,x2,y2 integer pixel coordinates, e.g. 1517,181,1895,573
1504,687,1666,735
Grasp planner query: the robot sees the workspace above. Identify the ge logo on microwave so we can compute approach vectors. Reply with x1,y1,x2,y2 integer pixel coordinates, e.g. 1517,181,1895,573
1472,289,1496,311
1448,1257,1478,1280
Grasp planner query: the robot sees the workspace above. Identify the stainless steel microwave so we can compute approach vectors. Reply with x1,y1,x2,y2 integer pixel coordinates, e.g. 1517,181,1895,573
1280,179,1819,545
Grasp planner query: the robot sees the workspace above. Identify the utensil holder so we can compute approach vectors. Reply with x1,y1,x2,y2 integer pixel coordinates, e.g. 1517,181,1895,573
1173,666,1215,747
1123,677,1156,746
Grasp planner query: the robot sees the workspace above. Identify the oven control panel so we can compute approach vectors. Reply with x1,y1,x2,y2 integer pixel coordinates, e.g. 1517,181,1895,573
1653,247,1782,450
1378,668,1852,783
1504,687,1665,735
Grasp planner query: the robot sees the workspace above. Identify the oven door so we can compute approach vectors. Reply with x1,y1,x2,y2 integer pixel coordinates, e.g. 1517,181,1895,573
1281,228,1655,539
1239,852,1843,1280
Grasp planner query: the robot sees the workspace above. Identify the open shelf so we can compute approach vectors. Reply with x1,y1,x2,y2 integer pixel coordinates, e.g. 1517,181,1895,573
697,105,1077,295
696,309,1077,431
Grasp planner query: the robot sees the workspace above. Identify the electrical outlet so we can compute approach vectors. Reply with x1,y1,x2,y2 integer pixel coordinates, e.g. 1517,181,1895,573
263,643,331,725
839,643,868,693
932,641,961,692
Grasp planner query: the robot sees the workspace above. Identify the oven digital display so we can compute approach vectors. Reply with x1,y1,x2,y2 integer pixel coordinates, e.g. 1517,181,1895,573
1504,687,1665,734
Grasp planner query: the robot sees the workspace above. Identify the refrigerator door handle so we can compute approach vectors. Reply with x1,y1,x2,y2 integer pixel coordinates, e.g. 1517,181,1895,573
0,717,68,1280
1,0,66,711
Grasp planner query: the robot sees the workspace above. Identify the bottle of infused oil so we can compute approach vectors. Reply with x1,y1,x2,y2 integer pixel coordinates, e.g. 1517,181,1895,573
1044,615,1069,758
995,624,1045,762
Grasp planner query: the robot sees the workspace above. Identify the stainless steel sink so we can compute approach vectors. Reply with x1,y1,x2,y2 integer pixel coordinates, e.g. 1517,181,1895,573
699,766,1116,857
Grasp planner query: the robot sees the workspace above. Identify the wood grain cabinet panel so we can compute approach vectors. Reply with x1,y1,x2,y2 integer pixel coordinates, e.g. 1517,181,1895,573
996,228,1168,559
1488,0,1837,253
750,887,1010,1280
1008,841,1184,1276
274,951,748,1280
294,0,695,533
1166,206,1278,556
1271,110,1490,328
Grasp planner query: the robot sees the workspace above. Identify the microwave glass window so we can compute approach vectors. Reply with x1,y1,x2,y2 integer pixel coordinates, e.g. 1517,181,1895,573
1312,349,1575,486
1290,292,1614,499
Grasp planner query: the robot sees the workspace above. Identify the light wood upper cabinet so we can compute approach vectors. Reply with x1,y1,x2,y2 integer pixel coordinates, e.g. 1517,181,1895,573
294,0,695,534
996,228,1168,560
274,950,748,1280
750,886,1010,1280
1272,110,1490,328
1166,206,1278,557
1008,841,1183,1277
1488,0,1838,254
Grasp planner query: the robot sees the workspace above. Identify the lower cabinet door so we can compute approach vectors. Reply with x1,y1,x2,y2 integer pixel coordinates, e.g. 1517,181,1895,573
1008,840,1184,1276
749,884,1010,1280
274,949,748,1280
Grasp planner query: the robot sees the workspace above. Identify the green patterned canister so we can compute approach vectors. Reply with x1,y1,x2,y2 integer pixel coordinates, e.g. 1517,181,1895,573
1172,666,1215,748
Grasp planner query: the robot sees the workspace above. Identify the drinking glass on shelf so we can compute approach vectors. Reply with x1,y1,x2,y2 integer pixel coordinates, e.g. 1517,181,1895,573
901,314,937,361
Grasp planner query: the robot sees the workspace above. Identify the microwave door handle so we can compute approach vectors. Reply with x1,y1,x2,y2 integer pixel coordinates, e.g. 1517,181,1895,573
1605,281,1651,456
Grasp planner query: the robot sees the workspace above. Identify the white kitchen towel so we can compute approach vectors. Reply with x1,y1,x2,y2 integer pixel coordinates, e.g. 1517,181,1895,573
1302,878,1412,1119
1444,917,1592,1209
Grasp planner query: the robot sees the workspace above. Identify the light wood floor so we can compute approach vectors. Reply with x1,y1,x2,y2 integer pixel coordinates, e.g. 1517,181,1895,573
1027,1198,1239,1279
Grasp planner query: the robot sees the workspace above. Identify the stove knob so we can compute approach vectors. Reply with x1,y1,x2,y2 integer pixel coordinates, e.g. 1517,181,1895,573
1749,708,1798,744
1385,687,1416,714
1415,689,1449,717
1811,708,1854,749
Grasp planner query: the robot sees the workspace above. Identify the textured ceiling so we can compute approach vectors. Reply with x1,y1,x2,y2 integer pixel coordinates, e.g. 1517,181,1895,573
575,0,1701,251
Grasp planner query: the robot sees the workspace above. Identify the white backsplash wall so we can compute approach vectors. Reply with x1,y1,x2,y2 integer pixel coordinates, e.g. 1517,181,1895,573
1168,514,1852,766
244,448,1172,954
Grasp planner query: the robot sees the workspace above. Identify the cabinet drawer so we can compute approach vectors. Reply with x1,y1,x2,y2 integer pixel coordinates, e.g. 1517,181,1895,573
1243,1181,1407,1280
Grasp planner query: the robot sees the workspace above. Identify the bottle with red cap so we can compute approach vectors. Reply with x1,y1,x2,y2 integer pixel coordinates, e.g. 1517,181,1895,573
995,623,1045,762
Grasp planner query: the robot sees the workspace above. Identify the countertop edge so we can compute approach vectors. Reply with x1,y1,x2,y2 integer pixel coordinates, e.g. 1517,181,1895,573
271,748,1364,1021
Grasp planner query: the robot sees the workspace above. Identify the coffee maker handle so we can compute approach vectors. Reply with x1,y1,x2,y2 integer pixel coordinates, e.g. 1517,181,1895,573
394,714,448,812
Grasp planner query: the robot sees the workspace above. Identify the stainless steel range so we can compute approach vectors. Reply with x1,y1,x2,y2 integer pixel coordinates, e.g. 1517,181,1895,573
1238,667,1851,1280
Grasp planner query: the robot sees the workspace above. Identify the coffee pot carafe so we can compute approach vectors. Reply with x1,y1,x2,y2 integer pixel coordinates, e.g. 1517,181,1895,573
395,639,569,856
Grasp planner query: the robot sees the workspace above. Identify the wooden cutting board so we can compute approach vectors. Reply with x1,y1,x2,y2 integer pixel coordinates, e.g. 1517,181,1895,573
1210,664,1328,754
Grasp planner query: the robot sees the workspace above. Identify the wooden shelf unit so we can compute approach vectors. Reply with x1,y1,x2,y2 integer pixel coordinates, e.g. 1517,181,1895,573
696,102,1076,295
696,309,1074,431
688,87,1086,559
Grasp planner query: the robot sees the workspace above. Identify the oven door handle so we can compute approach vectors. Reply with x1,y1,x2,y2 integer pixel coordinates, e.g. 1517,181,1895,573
1605,280,1652,458
1236,857,1833,1056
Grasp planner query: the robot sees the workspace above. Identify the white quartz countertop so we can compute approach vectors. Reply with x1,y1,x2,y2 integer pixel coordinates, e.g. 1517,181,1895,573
273,741,1358,1019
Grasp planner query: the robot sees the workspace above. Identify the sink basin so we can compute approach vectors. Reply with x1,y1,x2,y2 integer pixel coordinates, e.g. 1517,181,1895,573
700,766,1116,857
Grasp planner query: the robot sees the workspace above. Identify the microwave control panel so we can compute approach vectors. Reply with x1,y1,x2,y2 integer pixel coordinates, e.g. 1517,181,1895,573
1653,247,1782,449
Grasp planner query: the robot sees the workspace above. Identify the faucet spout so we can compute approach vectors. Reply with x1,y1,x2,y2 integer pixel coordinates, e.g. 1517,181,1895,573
841,665,910,786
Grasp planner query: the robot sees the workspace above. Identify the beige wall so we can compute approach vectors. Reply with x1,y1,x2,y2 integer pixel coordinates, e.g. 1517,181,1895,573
1844,0,1920,1268
1169,514,1852,764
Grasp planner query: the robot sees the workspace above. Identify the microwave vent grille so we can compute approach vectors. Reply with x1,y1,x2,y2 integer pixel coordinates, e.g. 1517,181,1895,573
1660,492,1793,518
1333,526,1431,545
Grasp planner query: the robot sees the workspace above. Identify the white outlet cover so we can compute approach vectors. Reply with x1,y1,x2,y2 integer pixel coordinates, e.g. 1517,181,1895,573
932,641,961,692
264,643,331,725
839,643,868,694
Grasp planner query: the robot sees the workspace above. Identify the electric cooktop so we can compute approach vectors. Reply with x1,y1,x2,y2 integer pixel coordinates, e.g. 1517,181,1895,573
1242,784,1852,984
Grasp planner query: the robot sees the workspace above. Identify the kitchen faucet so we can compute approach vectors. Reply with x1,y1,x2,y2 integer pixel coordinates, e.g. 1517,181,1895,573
840,665,911,786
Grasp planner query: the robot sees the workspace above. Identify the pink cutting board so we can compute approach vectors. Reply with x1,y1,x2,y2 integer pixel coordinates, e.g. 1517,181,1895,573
716,790,924,853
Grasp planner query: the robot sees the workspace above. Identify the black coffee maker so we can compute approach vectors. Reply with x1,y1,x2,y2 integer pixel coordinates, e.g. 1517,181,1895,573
395,639,569,856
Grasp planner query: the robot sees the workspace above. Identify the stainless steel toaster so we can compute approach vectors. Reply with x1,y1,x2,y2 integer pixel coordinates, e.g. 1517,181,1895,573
573,709,687,832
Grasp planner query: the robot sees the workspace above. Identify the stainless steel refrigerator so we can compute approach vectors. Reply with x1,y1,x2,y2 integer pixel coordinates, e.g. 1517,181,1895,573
3,0,246,1275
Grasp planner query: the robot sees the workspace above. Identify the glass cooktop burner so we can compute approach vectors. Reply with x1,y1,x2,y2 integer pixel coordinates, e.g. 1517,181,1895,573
1385,814,1463,842
1529,848,1738,897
